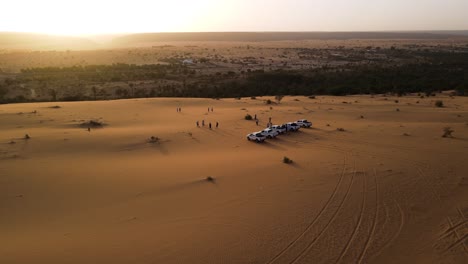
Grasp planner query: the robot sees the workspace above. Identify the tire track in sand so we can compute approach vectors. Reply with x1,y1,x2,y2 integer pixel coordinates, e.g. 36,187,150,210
289,161,356,264
417,167,468,254
334,170,367,264
266,156,348,264
357,169,380,264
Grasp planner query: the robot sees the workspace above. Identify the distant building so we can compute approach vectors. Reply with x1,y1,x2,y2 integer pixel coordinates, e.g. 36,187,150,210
182,59,194,65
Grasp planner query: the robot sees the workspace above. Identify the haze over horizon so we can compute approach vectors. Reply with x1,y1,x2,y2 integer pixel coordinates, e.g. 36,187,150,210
1,0,468,36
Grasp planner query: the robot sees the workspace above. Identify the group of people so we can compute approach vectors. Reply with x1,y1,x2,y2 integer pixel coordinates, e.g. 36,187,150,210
252,114,273,127
176,107,182,112
196,120,219,129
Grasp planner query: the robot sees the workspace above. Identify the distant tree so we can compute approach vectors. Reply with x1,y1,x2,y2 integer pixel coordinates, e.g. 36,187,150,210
48,89,57,101
275,95,284,104
0,85,7,101
91,86,97,100
129,83,135,97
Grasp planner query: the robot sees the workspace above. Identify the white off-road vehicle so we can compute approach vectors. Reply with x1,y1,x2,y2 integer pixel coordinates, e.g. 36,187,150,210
271,125,287,134
247,132,267,142
296,119,312,128
261,128,279,138
285,122,301,131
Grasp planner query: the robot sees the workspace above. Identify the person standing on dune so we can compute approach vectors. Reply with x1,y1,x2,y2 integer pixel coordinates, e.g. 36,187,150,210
216,122,219,128
196,121,199,127
209,122,212,129
202,120,205,127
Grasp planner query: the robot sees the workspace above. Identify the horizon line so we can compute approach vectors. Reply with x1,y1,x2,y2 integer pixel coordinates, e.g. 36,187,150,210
1,29,468,37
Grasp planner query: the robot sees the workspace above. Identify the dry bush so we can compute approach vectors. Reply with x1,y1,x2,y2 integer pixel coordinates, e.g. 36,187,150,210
283,156,293,164
148,136,160,143
80,120,103,128
442,127,454,138
206,176,215,182
245,114,253,120
435,100,444,107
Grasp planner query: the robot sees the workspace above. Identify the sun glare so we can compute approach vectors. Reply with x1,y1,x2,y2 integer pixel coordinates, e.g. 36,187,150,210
1,0,217,36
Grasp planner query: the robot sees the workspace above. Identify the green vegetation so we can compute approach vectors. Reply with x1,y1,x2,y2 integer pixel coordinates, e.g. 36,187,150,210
0,51,467,104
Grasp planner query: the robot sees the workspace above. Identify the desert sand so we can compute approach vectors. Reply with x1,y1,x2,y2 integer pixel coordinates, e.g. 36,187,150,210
1,95,467,263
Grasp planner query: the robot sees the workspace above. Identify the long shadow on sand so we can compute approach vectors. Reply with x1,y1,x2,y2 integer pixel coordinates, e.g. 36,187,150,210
134,179,218,201
118,141,170,155
255,140,287,151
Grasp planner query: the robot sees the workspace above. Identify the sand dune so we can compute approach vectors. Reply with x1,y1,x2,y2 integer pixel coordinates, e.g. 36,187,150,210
1,95,467,263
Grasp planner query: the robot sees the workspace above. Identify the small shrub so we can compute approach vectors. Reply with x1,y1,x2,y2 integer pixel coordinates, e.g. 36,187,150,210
250,96,256,100
283,156,293,164
245,114,253,120
49,105,61,109
266,99,272,105
235,97,241,100
442,127,454,138
435,100,444,108
80,120,103,128
308,96,316,99
396,108,400,112
394,100,399,103
337,128,345,132
24,134,30,139
148,136,160,143
206,176,215,182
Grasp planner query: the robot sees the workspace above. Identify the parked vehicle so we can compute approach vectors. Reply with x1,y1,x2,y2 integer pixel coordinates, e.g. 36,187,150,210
271,125,287,134
285,122,301,131
296,119,312,128
261,128,279,138
247,132,267,142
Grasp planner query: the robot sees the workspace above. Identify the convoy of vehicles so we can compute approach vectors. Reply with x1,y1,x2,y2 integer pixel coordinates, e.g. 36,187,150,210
247,119,312,143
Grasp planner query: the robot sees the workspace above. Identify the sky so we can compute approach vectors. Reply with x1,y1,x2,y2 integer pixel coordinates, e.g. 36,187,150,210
1,0,467,36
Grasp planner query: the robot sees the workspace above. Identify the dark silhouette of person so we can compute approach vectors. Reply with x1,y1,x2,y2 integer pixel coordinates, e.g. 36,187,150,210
196,121,199,127
256,120,259,126
254,114,257,120
216,122,219,128
202,120,205,126
209,122,212,129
